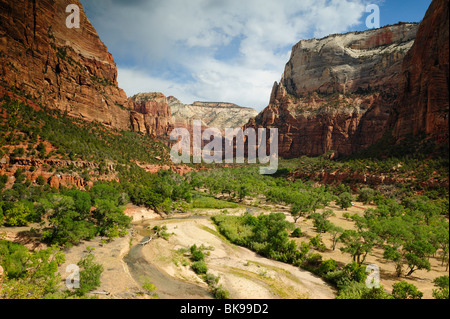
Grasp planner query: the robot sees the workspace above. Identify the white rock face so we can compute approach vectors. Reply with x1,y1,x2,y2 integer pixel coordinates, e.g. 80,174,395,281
168,96,259,131
282,23,419,96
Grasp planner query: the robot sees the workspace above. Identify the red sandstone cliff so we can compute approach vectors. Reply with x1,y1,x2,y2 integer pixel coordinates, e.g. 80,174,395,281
0,0,136,130
246,23,419,158
247,0,449,158
128,92,173,137
392,0,449,145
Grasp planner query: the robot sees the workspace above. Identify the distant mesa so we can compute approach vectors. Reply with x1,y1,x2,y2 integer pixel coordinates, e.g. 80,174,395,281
168,96,259,132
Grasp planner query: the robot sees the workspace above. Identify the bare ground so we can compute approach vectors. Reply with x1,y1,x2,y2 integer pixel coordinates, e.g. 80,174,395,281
136,215,336,299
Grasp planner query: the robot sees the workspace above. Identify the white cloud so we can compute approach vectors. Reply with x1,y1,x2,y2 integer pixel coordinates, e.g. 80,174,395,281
82,0,367,111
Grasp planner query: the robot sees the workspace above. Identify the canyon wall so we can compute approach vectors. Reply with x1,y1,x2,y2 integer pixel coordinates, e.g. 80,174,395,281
128,93,173,137
246,23,419,158
169,96,258,132
0,0,135,130
392,0,449,145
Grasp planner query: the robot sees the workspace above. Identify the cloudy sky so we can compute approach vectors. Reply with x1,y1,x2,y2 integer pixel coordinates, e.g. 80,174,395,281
80,0,431,111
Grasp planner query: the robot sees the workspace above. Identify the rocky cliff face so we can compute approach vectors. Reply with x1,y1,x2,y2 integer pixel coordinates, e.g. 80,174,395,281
168,96,258,132
246,23,419,158
0,0,135,130
392,0,449,145
128,93,173,137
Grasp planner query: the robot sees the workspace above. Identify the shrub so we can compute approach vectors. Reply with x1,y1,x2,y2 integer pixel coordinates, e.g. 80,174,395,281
10,147,24,159
309,235,326,252
76,253,104,296
324,270,351,288
203,273,219,286
291,228,303,238
302,253,323,269
190,245,205,261
192,260,208,275
318,259,338,276
336,281,369,299
337,192,353,210
358,188,376,204
392,281,423,299
343,262,367,283
36,175,46,186
432,276,449,299
211,285,230,299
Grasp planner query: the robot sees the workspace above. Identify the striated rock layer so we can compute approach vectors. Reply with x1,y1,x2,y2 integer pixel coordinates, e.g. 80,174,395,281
0,0,133,130
168,96,258,132
392,0,449,145
246,23,419,158
128,92,173,137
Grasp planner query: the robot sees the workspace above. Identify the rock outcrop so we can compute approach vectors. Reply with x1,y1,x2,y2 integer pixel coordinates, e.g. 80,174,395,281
168,96,258,132
0,0,133,130
392,0,449,145
246,23,419,158
128,92,173,137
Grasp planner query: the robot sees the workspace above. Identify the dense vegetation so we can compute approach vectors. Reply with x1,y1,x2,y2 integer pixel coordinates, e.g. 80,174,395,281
0,240,103,298
0,95,448,299
201,161,448,299
0,95,170,165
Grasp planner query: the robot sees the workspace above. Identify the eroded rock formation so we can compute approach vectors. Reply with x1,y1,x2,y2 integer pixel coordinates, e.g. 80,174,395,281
0,0,133,130
245,23,419,158
169,96,258,132
392,0,449,144
128,92,173,137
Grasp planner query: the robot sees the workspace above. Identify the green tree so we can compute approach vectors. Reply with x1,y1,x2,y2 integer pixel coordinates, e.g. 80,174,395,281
0,242,65,299
290,192,315,223
403,238,436,276
329,224,344,251
76,253,103,296
3,202,31,227
35,176,46,186
432,276,449,299
0,175,8,190
339,229,375,265
392,281,423,299
40,194,96,246
90,184,120,206
310,210,335,233
337,192,353,210
93,199,131,240
237,185,249,201
357,188,376,205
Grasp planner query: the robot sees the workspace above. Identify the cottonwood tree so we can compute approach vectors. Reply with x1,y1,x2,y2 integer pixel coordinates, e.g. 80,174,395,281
432,276,449,299
339,229,376,266
392,281,423,299
310,210,335,233
337,192,353,210
374,214,436,277
329,224,344,251
290,192,315,223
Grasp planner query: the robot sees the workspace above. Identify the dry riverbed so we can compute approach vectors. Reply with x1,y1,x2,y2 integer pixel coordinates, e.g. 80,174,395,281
133,212,336,299
58,205,336,299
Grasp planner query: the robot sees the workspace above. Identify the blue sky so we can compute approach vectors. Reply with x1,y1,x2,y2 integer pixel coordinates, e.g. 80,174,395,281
80,0,432,111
